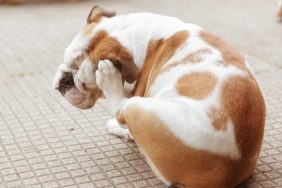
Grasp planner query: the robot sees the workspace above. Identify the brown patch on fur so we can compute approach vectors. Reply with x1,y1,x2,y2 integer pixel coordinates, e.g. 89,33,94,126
87,30,139,83
132,39,163,96
87,5,116,24
208,107,228,131
200,31,248,72
87,30,108,52
118,103,258,188
160,48,212,74
82,23,96,36
132,31,189,96
176,72,217,100
221,76,265,159
184,48,212,63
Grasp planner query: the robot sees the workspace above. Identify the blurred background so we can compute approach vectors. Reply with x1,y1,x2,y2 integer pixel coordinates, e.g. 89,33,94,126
0,0,281,187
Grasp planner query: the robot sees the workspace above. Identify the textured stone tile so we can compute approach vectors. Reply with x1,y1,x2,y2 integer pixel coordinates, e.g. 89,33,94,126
0,1,281,188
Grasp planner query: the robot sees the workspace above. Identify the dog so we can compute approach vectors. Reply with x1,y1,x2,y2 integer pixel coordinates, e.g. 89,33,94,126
53,6,265,188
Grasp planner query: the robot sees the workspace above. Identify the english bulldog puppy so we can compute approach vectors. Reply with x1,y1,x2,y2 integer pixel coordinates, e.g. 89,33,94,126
53,6,265,188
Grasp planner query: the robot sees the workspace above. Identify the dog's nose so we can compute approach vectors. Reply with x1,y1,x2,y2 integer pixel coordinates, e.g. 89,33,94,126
58,72,75,96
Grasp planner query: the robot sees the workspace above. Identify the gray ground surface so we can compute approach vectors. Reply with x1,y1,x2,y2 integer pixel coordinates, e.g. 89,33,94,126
0,0,281,187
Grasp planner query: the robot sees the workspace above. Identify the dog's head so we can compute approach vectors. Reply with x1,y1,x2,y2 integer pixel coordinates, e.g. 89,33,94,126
53,6,139,109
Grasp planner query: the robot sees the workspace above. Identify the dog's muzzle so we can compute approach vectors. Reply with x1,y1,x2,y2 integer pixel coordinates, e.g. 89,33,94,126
53,64,101,109
53,64,78,90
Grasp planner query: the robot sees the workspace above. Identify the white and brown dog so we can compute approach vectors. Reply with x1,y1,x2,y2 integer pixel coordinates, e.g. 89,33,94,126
53,6,265,188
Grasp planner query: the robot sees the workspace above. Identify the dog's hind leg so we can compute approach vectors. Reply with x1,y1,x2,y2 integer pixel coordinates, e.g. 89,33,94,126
115,96,233,188
115,97,205,187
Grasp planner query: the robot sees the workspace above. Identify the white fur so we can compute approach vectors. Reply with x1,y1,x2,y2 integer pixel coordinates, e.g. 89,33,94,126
64,32,91,67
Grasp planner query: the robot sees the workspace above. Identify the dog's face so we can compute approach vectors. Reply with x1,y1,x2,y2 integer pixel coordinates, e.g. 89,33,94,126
53,6,117,109
55,57,102,109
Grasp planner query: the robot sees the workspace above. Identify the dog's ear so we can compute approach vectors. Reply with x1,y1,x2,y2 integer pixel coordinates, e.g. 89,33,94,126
118,60,139,84
87,5,116,24
113,49,139,84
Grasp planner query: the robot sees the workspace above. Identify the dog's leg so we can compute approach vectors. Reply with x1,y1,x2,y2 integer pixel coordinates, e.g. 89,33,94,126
117,97,241,187
115,97,228,187
116,97,190,186
96,59,132,139
96,59,125,109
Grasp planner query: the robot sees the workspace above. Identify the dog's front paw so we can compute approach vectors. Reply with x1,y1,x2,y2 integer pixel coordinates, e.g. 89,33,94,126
96,60,124,105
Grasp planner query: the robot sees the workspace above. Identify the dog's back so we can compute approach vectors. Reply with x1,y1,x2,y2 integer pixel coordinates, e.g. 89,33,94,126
116,13,265,188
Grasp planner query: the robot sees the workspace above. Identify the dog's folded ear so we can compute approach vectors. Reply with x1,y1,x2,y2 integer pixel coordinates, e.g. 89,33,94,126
117,59,139,84
111,47,139,83
87,5,116,24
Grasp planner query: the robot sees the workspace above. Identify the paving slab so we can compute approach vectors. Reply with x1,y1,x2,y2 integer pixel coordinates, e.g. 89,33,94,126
0,0,281,187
